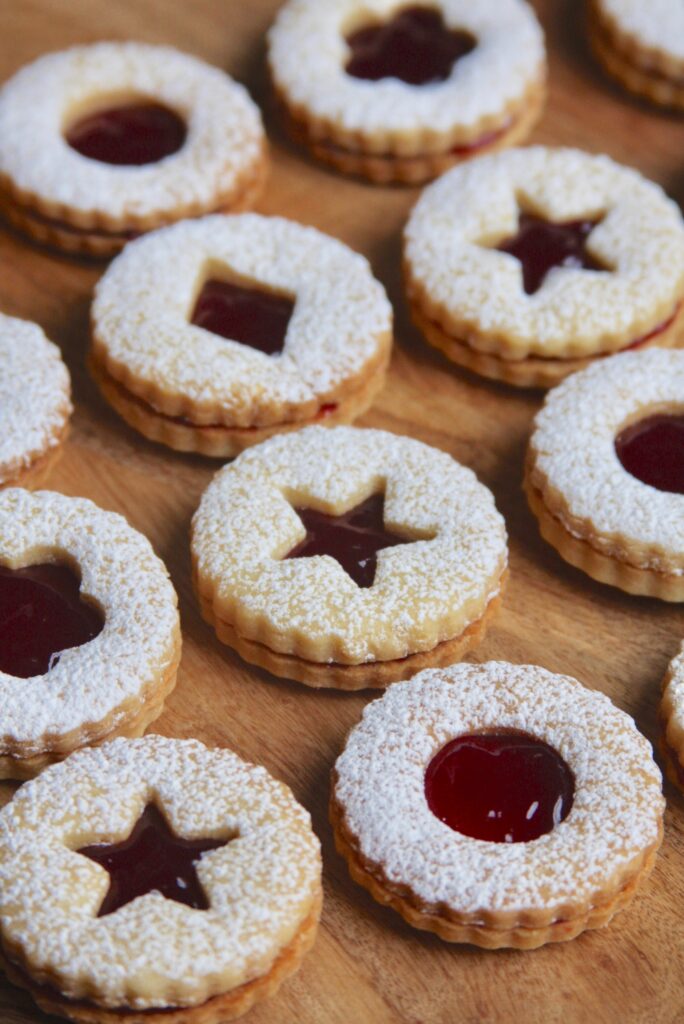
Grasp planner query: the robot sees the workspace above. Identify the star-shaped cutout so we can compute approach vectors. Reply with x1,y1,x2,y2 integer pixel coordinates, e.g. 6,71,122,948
190,279,294,356
77,804,229,917
285,492,426,588
495,212,609,295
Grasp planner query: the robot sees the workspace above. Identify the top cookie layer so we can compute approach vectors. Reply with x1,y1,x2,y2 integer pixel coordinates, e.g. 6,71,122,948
527,348,684,571
333,661,663,919
594,0,684,67
0,735,321,1009
268,0,545,152
191,426,507,664
91,214,392,427
0,314,71,484
0,43,264,227
404,146,684,358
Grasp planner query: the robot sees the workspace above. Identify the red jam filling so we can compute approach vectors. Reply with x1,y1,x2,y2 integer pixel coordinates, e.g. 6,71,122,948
345,5,476,85
65,103,186,166
615,414,684,494
285,493,408,588
191,280,294,356
425,731,575,843
77,804,229,917
497,214,608,295
0,564,103,678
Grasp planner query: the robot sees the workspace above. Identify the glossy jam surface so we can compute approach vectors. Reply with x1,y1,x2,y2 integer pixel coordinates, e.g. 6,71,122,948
0,564,103,678
65,103,186,166
77,804,229,917
345,5,476,85
191,279,294,356
615,414,684,494
286,493,407,588
425,731,575,843
497,214,607,295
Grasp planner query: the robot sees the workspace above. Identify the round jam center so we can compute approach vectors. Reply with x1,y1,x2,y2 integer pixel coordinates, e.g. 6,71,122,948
65,103,186,166
0,563,104,678
191,279,294,356
285,493,408,588
497,214,606,295
78,804,228,917
425,732,574,843
345,6,476,86
615,414,684,494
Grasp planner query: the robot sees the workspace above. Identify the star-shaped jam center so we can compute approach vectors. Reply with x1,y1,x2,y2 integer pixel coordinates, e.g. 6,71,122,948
77,804,229,917
285,492,418,588
345,5,476,86
495,213,609,295
190,279,294,356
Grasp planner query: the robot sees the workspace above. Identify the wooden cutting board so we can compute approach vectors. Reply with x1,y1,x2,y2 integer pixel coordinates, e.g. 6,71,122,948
1,2,683,1022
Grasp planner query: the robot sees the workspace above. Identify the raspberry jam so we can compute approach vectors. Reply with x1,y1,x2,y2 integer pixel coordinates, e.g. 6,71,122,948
345,6,476,85
77,804,229,917
497,214,607,295
0,563,104,678
615,414,684,494
425,731,574,843
65,103,186,166
191,280,294,356
286,493,407,588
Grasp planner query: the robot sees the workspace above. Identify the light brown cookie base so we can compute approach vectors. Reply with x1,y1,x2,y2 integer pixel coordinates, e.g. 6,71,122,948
88,352,388,457
0,627,182,781
659,656,684,794
524,473,684,601
410,300,684,389
196,579,505,690
588,11,684,110
282,80,544,185
0,422,69,491
0,153,269,258
329,790,661,949
0,891,322,1024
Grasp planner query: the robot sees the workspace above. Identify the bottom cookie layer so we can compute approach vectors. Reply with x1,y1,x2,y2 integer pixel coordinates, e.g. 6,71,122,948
589,16,684,111
524,473,684,601
0,422,69,491
329,793,659,949
197,580,505,690
0,892,322,1024
89,354,387,458
0,631,182,780
410,301,684,389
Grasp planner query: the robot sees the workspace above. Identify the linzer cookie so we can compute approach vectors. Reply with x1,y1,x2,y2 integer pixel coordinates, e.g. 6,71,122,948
0,42,266,257
0,489,180,779
661,641,684,792
331,662,664,948
589,0,684,110
90,214,392,457
267,0,546,184
404,146,684,387
0,735,322,1023
525,349,684,600
0,313,71,488
191,426,508,689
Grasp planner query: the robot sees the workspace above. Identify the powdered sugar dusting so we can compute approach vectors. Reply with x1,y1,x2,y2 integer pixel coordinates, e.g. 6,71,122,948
0,489,179,752
192,426,507,663
0,314,71,483
529,349,684,568
92,215,392,422
0,735,321,1009
404,147,684,356
268,0,544,143
0,43,264,222
596,0,684,64
334,662,663,914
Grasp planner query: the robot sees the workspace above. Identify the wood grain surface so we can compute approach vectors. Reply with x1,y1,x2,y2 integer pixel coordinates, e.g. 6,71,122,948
1,2,683,1023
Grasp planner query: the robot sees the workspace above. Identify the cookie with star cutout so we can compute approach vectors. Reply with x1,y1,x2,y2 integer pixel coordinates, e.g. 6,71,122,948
267,0,546,184
404,146,684,387
191,425,508,689
0,735,322,1024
